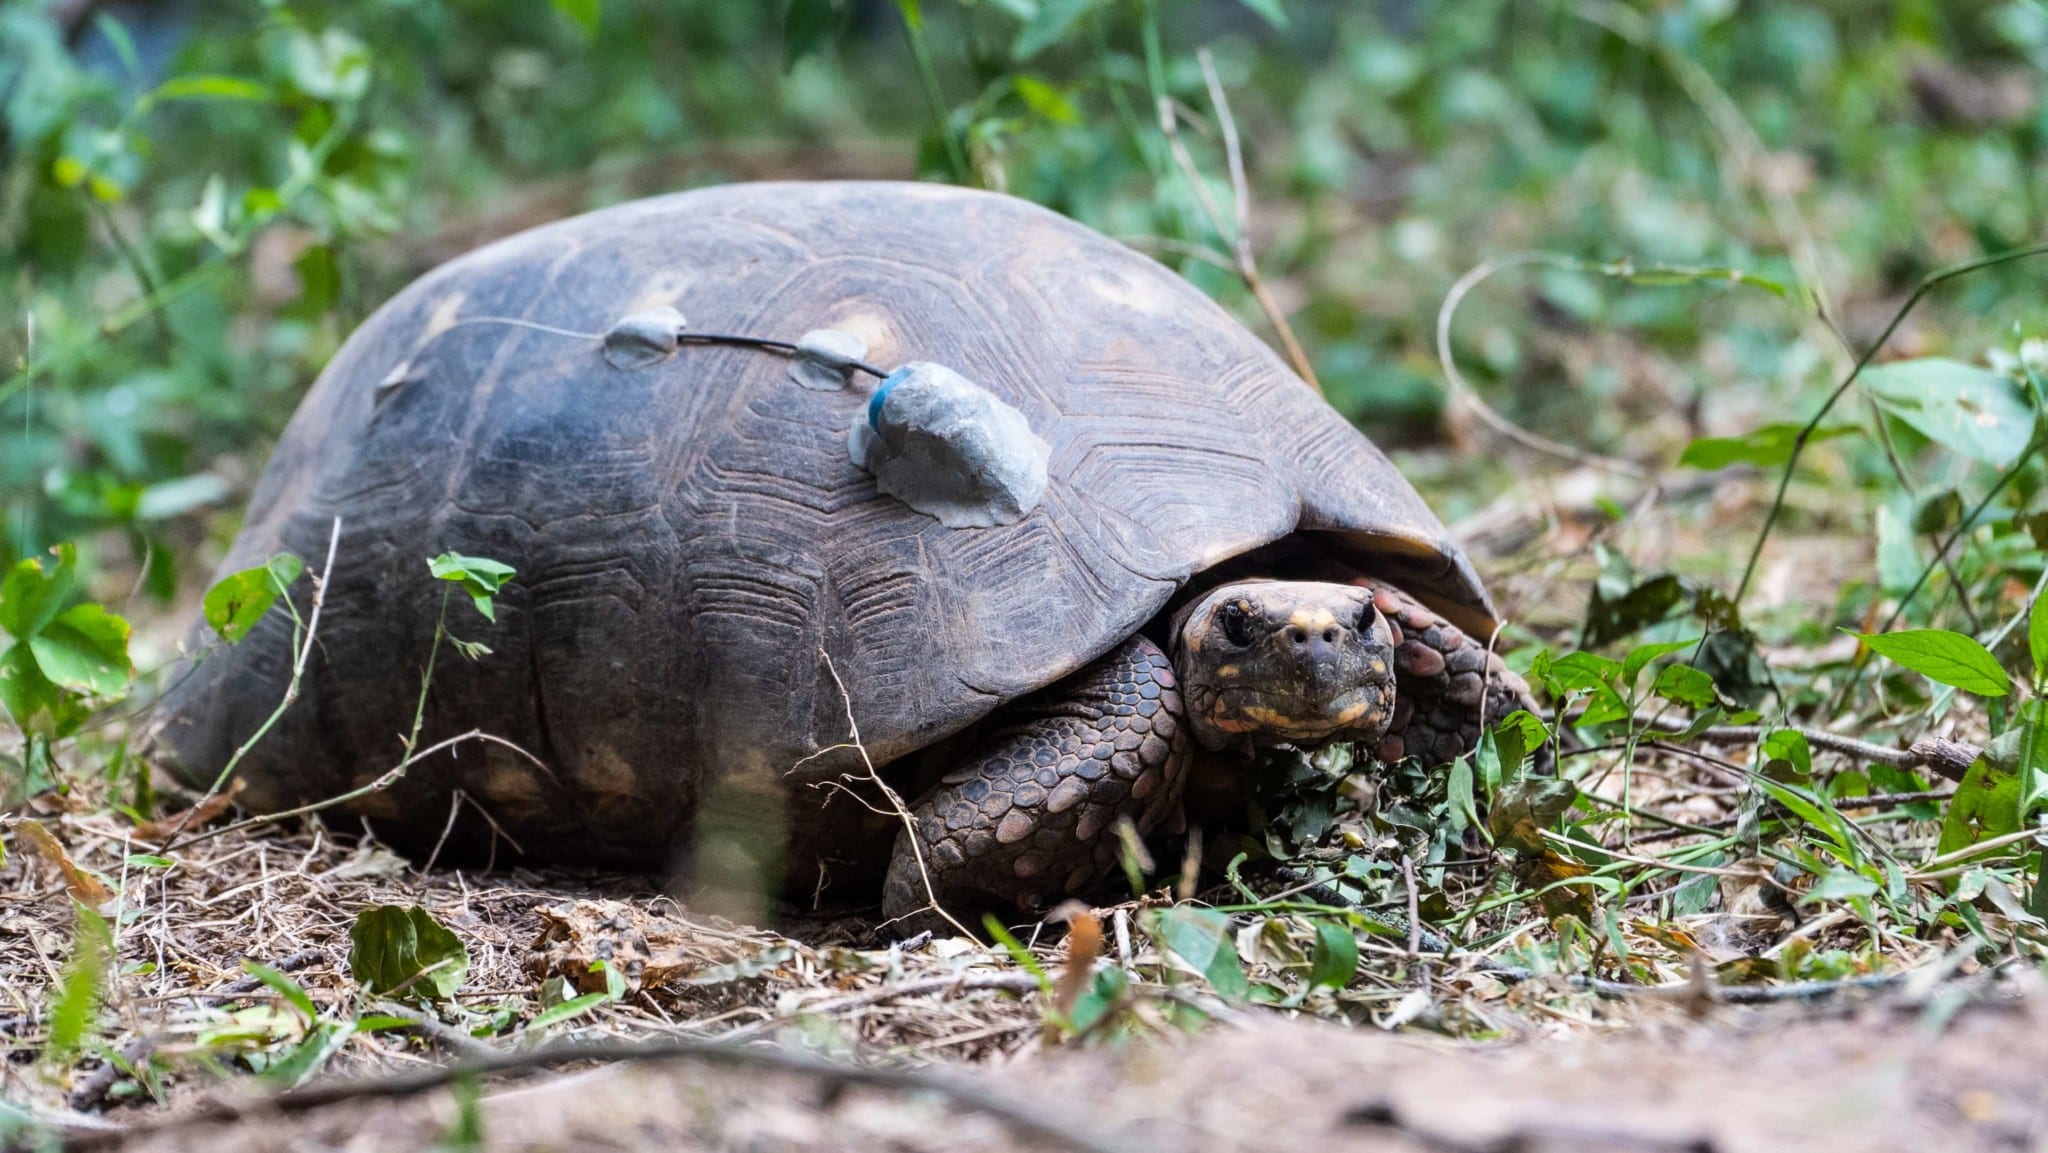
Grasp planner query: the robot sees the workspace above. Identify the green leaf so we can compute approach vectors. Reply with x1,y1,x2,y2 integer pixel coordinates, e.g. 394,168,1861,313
428,554,517,622
981,914,1053,991
1538,649,1621,693
243,960,319,1020
286,27,371,103
135,473,230,521
125,854,173,869
528,990,612,1031
1014,0,1094,61
2015,700,2048,821
264,1021,355,1089
1146,905,1248,999
1863,358,2035,467
204,555,303,644
1622,637,1700,686
1492,709,1551,758
1851,628,2011,697
29,604,133,696
94,12,142,77
783,0,845,66
1939,756,2023,858
1488,775,1580,854
47,903,112,1066
1678,423,1856,470
1066,966,1128,1034
1307,921,1357,990
0,642,65,736
552,0,601,37
1759,728,1812,784
347,905,470,1001
148,75,273,105
1754,778,1857,856
2030,591,2048,691
1012,75,1079,122
0,544,79,639
1475,721,1525,792
1446,756,1480,833
1652,663,1717,709
1235,0,1287,27
1804,870,1879,903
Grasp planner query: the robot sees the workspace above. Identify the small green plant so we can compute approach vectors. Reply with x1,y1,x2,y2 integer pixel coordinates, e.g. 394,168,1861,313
0,544,134,803
347,904,471,1002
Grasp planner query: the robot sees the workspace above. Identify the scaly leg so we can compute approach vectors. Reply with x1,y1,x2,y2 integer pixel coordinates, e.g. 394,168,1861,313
882,636,1190,927
1352,580,1546,770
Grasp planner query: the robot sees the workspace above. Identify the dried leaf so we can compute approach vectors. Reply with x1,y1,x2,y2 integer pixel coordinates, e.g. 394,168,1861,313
1050,901,1101,1022
131,779,245,842
528,899,789,995
16,820,112,905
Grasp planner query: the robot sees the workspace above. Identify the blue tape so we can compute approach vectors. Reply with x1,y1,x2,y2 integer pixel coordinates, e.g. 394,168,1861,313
868,367,913,433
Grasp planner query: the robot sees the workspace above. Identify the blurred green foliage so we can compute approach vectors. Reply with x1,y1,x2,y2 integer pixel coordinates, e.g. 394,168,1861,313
1,0,2045,621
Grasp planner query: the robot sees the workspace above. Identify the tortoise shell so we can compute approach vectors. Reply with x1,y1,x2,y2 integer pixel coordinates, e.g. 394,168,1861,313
152,181,1492,866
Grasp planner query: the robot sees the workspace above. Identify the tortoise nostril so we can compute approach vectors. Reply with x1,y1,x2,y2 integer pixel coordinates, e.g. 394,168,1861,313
1289,629,1308,645
1322,629,1337,644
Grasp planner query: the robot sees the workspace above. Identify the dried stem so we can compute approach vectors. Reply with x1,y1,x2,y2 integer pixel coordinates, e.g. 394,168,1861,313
162,730,548,854
1435,252,1650,478
816,649,978,941
1153,54,1321,393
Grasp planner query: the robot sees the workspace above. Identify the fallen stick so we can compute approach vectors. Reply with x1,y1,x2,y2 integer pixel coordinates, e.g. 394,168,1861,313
66,1035,1131,1153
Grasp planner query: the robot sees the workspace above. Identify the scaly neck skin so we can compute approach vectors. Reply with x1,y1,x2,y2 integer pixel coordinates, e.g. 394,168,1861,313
1170,579,1398,754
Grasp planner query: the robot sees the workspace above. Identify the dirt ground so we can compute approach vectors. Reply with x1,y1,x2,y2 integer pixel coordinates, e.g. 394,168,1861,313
67,985,2048,1153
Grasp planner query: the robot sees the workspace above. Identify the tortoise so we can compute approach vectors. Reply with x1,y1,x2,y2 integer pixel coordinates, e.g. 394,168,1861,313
152,181,1536,927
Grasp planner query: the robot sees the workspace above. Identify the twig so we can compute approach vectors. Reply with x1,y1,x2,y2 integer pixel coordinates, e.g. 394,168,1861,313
1688,723,1980,783
76,1037,1131,1153
1577,707,1983,782
163,730,549,854
1156,59,1321,393
163,516,342,843
817,650,978,941
370,1001,500,1061
67,1036,158,1113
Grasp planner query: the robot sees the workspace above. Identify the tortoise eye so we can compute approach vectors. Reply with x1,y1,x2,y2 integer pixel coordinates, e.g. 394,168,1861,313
1217,600,1256,647
1354,597,1380,633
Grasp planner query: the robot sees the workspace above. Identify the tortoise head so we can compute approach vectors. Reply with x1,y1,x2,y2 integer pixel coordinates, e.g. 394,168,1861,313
1172,580,1397,751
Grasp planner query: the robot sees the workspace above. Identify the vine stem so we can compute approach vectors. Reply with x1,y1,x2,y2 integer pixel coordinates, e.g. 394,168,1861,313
1434,252,1650,478
1733,240,2048,605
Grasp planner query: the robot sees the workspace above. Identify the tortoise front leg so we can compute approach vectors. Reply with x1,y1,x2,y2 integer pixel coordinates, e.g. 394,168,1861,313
1352,580,1546,770
881,636,1190,928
